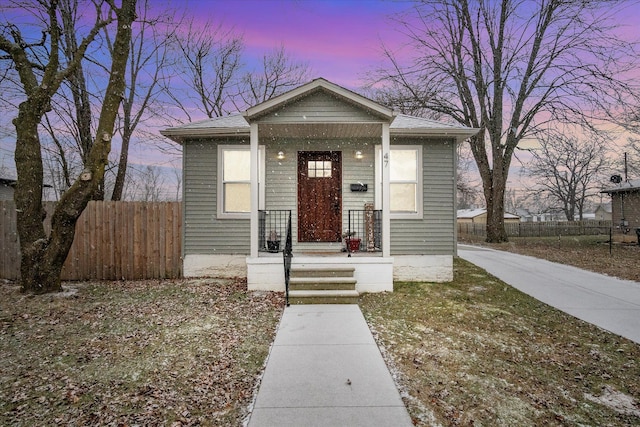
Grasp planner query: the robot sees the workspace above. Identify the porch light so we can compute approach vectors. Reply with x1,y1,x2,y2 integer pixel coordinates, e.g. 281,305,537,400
277,151,285,160
355,150,363,159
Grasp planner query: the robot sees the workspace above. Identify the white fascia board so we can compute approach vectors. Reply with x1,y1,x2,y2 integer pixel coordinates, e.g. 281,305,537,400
390,127,480,142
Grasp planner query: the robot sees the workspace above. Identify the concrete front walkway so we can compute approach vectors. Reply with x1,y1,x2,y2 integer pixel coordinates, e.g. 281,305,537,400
458,244,640,345
248,304,412,427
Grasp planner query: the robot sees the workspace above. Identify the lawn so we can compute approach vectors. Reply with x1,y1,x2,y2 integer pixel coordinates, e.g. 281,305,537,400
2,236,638,426
0,278,283,426
360,258,640,426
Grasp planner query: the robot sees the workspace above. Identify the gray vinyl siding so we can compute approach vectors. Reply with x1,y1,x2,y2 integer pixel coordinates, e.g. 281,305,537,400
183,138,250,255
390,138,457,256
264,139,377,243
258,91,382,123
183,134,456,256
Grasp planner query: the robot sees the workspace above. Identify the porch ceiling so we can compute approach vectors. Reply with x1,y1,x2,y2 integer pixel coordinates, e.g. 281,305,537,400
257,122,383,139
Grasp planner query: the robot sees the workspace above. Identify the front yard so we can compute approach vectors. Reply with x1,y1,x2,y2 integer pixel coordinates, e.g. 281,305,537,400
2,245,639,426
361,258,640,426
0,278,283,426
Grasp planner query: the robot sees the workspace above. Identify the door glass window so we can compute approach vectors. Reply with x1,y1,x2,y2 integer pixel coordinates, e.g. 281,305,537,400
308,160,332,178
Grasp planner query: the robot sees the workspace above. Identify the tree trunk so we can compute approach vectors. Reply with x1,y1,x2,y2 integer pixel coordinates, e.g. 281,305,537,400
484,178,508,243
482,143,509,243
14,103,57,293
111,131,131,201
16,0,137,293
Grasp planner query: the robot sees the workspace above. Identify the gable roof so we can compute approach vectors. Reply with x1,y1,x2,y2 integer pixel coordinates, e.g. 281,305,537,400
244,78,394,121
595,202,612,213
161,78,479,143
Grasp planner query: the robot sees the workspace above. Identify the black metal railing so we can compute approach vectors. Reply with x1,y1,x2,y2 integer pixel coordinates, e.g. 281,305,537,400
258,210,291,253
346,209,382,256
283,212,292,306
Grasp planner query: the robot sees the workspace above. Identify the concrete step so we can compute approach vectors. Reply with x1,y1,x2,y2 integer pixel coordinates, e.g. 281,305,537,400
288,289,360,305
289,277,357,291
290,267,355,278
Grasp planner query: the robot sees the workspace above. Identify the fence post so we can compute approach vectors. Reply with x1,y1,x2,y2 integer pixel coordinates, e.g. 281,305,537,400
610,227,612,256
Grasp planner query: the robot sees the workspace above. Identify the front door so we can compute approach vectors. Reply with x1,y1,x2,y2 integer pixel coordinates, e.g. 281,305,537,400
298,151,342,242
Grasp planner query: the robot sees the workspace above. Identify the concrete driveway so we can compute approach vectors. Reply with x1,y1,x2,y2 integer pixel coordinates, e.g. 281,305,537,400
458,245,640,345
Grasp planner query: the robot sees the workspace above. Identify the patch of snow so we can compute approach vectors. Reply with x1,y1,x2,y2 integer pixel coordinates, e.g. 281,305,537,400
584,385,640,417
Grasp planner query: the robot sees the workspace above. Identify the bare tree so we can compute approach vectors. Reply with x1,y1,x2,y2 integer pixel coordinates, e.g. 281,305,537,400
370,0,640,241
456,142,479,209
0,0,136,293
526,130,610,221
237,44,311,107
622,138,640,178
108,0,177,200
167,20,243,121
34,0,107,200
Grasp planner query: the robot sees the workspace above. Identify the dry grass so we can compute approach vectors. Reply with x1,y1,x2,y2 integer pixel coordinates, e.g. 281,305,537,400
0,278,284,426
361,258,640,426
3,235,638,426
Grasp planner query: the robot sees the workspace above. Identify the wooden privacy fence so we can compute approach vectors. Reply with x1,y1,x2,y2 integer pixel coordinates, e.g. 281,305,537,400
0,200,182,281
458,220,613,238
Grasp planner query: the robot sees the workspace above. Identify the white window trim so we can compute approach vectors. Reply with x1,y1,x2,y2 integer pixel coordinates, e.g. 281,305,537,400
376,144,423,219
217,144,265,219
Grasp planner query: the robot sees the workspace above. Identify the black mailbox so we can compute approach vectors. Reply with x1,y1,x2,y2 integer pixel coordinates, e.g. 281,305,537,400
350,183,368,192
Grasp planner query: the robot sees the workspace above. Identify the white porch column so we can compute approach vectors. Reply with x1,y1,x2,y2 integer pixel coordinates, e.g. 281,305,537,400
382,123,391,257
250,123,259,258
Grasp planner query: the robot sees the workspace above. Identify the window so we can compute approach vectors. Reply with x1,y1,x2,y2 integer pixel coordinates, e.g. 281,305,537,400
307,160,332,178
218,145,265,218
376,145,423,218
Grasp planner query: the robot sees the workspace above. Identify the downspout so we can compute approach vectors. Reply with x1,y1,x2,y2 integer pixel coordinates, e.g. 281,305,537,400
453,138,459,257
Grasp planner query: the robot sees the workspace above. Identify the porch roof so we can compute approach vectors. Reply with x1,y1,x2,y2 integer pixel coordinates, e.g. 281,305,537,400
161,112,478,143
160,78,479,143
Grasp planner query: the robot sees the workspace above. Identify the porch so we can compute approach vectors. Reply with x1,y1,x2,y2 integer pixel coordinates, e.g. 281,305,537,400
258,209,382,256
249,208,393,295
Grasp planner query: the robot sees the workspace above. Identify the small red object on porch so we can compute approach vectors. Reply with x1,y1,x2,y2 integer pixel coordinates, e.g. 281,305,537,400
347,238,361,252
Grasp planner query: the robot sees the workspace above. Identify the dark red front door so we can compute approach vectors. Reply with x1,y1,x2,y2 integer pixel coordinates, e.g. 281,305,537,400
297,151,342,242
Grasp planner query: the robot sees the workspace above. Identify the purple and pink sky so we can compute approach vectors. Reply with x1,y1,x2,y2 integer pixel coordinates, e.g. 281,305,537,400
182,0,411,89
181,0,640,90
2,0,639,197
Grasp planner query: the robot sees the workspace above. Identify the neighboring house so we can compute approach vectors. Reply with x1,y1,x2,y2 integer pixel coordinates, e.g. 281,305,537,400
161,78,478,292
601,179,640,231
0,178,16,201
515,208,533,222
457,208,520,224
594,202,612,221
578,213,596,220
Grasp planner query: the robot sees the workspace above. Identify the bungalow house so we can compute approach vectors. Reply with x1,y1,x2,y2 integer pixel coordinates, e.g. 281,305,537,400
161,78,478,294
601,179,640,232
